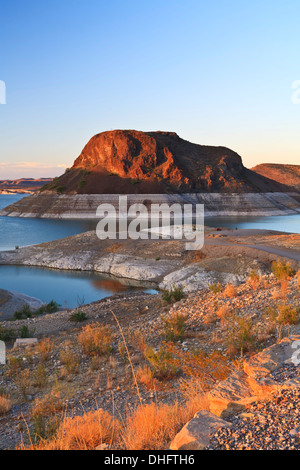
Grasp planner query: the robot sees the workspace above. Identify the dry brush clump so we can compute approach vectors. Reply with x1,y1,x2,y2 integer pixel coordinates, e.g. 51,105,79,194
23,408,120,450
218,311,259,356
223,283,237,298
0,395,11,415
271,260,297,298
78,322,113,357
247,270,261,290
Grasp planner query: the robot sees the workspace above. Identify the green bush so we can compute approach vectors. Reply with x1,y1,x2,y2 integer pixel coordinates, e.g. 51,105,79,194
14,304,32,320
208,283,223,294
162,312,187,342
69,311,87,323
144,345,179,380
161,286,184,304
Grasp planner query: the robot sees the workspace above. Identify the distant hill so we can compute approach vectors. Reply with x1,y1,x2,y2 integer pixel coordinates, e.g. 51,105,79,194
251,164,300,191
38,130,293,194
0,178,53,194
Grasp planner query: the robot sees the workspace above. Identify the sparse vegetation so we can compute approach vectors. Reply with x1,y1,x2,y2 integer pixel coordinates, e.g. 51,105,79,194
0,395,11,415
208,282,223,294
78,323,113,357
223,283,237,298
248,270,261,290
162,311,187,342
69,311,87,323
161,286,184,303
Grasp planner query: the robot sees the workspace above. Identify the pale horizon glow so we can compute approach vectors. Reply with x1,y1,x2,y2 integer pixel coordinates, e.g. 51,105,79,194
1,0,299,180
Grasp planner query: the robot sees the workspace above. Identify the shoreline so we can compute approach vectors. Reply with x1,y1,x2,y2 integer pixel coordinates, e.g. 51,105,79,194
0,192,299,218
0,227,299,293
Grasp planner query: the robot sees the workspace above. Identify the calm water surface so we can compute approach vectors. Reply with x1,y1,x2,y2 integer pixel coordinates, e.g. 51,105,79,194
0,195,298,306
205,214,300,233
0,195,155,305
0,264,155,309
0,195,96,251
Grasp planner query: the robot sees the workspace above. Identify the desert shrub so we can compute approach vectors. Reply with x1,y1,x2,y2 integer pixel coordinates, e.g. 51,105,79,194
161,286,184,303
19,325,35,338
208,283,223,294
44,300,60,313
6,357,22,377
37,338,54,362
221,312,258,356
248,270,261,290
276,303,299,325
162,312,187,342
123,402,183,450
30,393,64,443
78,323,113,357
69,311,87,323
215,305,230,322
167,346,230,392
78,179,87,189
0,395,11,415
26,408,120,450
144,345,179,380
0,326,16,342
33,300,60,317
16,369,31,400
272,260,296,281
14,304,32,320
33,364,47,389
223,283,237,298
136,365,157,390
60,350,80,375
264,303,299,327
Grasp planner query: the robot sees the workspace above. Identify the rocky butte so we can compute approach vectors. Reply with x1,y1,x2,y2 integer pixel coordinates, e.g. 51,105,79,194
0,130,299,217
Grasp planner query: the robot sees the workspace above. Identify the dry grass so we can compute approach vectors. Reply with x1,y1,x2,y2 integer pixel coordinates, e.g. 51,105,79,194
23,390,210,451
24,408,121,450
37,338,54,362
122,399,201,450
136,365,157,390
78,323,113,357
223,283,237,298
248,270,261,290
0,395,11,415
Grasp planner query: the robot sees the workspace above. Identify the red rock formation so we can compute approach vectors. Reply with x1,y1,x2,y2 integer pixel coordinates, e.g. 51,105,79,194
39,130,297,194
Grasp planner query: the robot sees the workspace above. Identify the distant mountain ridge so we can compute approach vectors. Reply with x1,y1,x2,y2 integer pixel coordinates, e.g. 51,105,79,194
0,178,53,194
251,164,300,191
38,130,296,194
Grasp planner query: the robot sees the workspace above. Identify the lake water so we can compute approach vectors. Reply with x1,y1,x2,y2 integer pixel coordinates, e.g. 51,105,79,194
205,214,300,233
0,194,155,306
0,194,299,308
0,265,153,309
0,194,96,251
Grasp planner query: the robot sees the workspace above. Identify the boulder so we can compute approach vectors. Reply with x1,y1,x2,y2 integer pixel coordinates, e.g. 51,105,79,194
207,371,257,418
169,410,231,450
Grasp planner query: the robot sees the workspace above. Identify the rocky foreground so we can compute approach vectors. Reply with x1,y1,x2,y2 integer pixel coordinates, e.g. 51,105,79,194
0,267,299,450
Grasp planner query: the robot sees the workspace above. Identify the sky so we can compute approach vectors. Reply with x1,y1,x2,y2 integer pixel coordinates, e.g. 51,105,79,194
0,0,299,179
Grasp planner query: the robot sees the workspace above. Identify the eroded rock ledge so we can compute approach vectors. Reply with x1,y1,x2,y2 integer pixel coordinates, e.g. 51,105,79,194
0,192,300,218
170,335,300,450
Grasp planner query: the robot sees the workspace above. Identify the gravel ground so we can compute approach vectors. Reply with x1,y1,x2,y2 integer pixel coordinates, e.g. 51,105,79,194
208,367,300,450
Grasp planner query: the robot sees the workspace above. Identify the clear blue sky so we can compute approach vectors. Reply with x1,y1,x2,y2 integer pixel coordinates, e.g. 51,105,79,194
0,0,299,179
